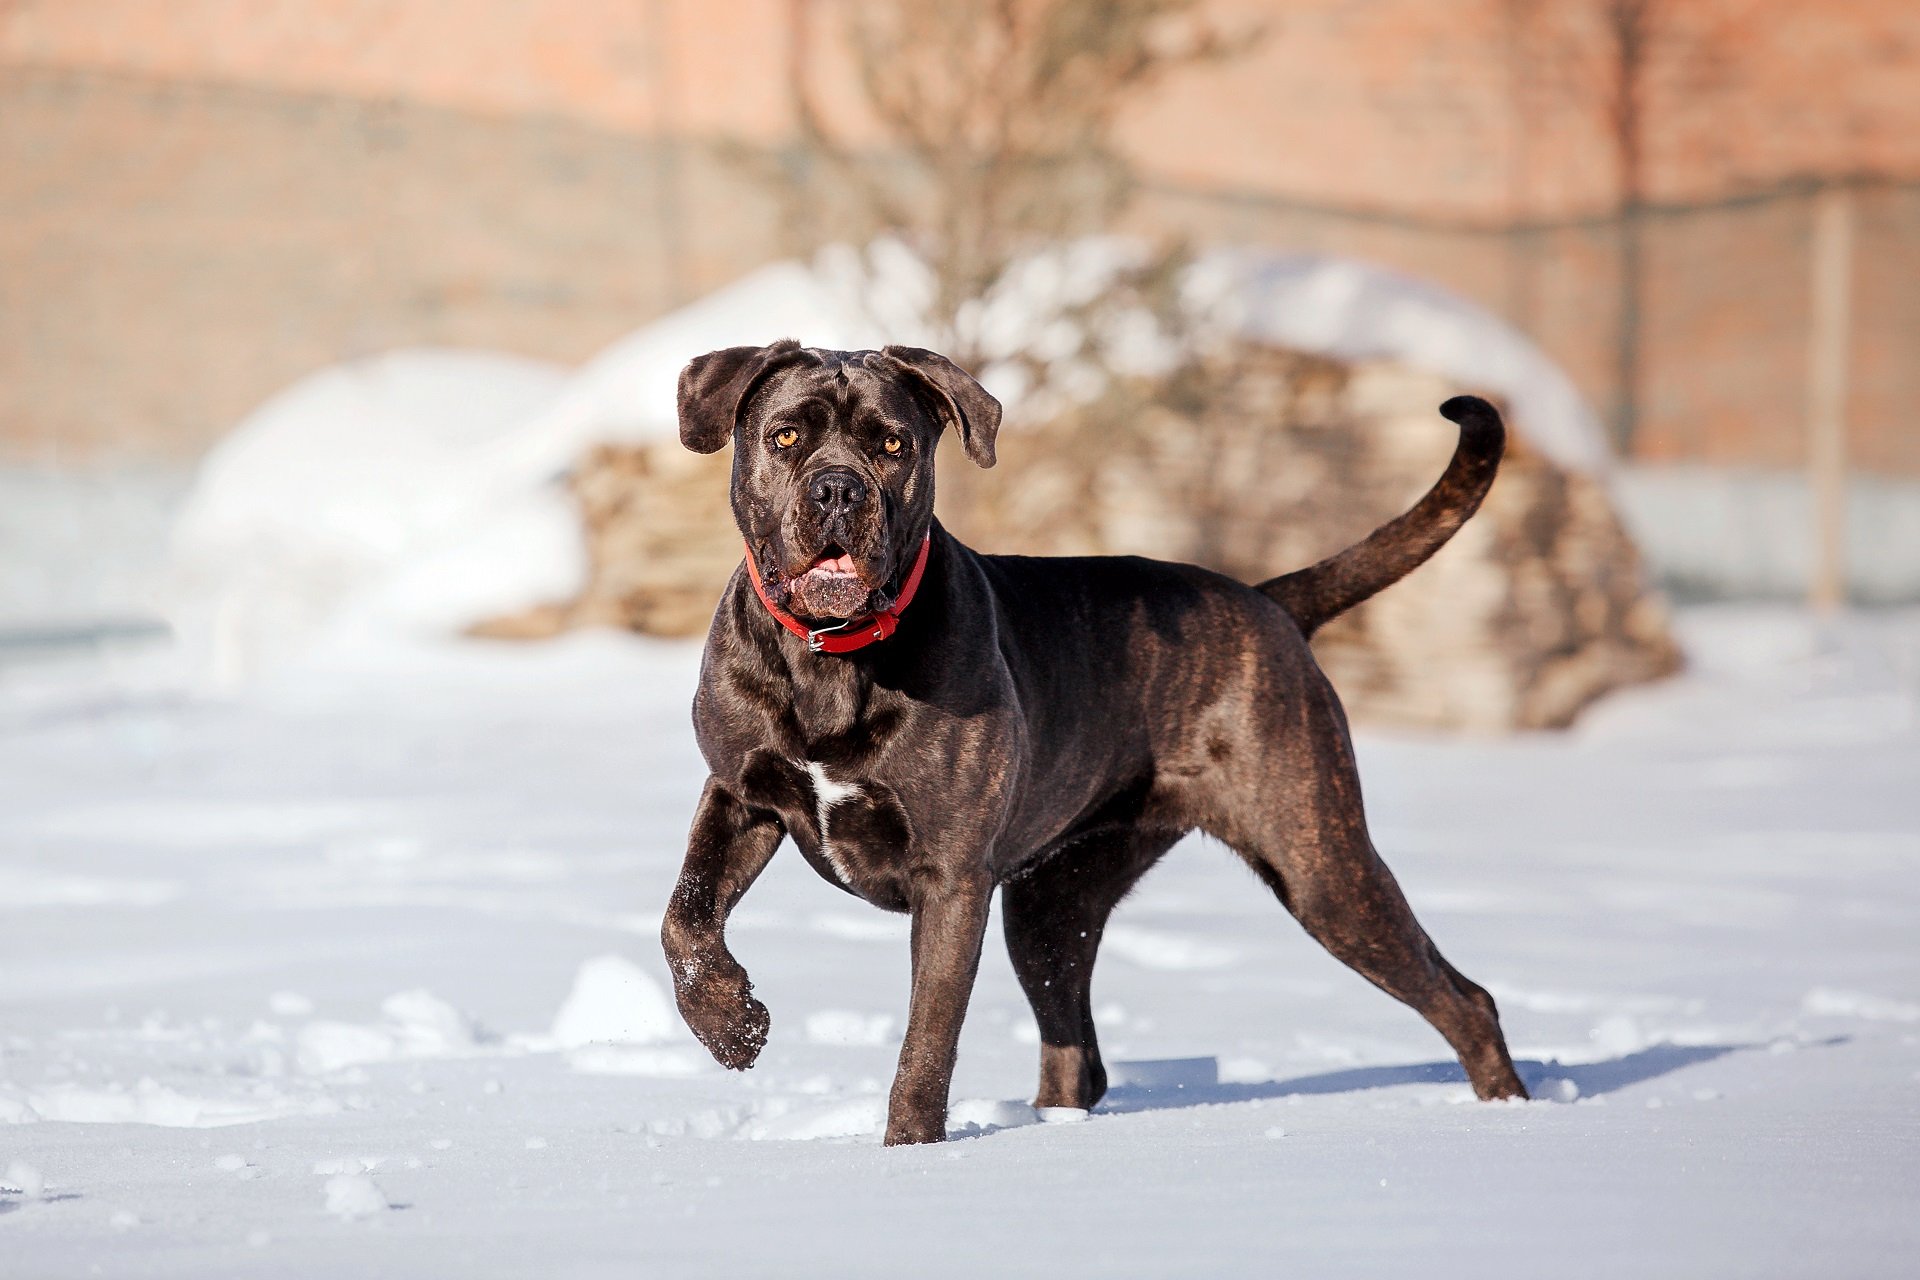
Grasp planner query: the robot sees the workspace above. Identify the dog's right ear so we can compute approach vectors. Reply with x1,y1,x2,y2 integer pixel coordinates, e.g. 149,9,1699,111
677,340,805,454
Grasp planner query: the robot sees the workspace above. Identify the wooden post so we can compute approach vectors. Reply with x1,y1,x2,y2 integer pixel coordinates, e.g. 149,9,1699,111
1806,185,1854,614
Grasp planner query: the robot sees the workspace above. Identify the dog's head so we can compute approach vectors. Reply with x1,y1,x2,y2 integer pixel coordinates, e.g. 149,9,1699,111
677,342,1001,621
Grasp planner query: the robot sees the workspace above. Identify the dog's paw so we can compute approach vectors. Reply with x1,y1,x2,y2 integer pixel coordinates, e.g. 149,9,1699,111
677,975,769,1071
881,1088,950,1146
1474,1072,1530,1102
708,994,771,1071
882,1117,947,1147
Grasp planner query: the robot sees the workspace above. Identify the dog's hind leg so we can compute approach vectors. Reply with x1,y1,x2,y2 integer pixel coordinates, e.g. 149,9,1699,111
1224,684,1528,1101
1001,828,1179,1111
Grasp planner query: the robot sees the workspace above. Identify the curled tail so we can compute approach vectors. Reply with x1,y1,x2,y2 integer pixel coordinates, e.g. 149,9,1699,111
1260,395,1505,637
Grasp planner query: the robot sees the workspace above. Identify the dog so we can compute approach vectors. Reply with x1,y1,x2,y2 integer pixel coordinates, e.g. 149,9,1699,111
660,340,1529,1145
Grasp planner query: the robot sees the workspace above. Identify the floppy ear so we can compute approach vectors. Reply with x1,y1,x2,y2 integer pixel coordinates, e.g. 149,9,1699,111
676,339,806,454
879,345,1003,469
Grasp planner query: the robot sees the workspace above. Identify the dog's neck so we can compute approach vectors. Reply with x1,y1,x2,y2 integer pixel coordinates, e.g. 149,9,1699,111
740,520,944,651
744,533,932,655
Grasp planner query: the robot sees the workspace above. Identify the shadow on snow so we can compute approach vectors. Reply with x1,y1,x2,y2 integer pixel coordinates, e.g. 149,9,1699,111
1092,1037,1846,1115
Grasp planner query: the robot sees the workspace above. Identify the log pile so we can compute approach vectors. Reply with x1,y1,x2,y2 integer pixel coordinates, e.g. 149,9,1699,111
481,345,1680,730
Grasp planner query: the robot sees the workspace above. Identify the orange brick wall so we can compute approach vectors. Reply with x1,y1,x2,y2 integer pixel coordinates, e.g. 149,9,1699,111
3,0,1917,470
13,0,1915,217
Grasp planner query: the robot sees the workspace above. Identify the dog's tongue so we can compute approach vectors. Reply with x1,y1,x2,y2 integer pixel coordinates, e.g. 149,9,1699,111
811,551,858,575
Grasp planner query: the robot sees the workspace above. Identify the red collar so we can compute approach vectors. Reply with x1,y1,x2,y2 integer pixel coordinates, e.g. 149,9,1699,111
742,535,932,654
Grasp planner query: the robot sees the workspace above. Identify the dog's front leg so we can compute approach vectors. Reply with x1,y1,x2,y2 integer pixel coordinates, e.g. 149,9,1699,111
661,777,783,1071
885,867,993,1145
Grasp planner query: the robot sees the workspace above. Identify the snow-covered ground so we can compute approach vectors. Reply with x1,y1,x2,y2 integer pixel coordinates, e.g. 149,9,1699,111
1,606,1916,1277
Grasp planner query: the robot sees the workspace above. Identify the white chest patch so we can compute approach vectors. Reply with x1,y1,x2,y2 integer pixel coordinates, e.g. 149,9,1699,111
804,762,862,880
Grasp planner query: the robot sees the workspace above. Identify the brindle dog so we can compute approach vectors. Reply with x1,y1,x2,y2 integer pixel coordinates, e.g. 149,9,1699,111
660,341,1529,1145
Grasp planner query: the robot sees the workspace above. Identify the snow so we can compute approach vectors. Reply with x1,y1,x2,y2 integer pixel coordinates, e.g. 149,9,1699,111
547,955,676,1049
0,607,1915,1274
0,464,190,636
5,1159,46,1200
513,238,1610,470
1101,924,1238,971
803,1010,897,1047
291,990,486,1074
163,348,577,685
1188,249,1611,472
1800,987,1920,1023
513,256,902,464
1615,464,1920,603
322,1173,391,1221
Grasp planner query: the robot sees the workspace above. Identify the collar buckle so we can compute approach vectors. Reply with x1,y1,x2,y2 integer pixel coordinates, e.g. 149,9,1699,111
805,618,855,653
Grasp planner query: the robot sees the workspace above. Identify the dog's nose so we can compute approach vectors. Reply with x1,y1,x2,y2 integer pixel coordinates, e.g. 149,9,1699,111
808,467,869,515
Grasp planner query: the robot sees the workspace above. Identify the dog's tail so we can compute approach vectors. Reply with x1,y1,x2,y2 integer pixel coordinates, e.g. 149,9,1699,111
1258,395,1505,638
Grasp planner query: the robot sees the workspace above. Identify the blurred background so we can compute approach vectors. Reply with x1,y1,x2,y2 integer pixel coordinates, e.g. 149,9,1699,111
3,0,1917,726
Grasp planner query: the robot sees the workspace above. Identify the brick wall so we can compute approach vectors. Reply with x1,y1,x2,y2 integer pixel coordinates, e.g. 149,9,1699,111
0,67,786,459
3,0,1917,471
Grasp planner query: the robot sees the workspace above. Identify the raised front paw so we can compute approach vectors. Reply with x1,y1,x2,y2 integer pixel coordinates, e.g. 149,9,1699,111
674,967,770,1071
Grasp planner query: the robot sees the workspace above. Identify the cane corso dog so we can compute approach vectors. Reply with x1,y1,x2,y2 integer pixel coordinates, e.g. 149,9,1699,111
660,340,1528,1145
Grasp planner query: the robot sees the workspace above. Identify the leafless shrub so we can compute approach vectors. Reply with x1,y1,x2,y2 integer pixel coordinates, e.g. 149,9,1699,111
778,0,1257,382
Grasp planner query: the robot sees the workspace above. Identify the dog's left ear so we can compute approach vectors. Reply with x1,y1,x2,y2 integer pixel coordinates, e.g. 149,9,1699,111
879,346,1002,469
677,340,806,454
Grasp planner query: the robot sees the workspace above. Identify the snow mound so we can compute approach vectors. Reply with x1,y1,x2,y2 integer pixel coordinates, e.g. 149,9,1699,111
322,1173,390,1221
381,989,484,1056
3,1160,45,1199
294,989,487,1074
1188,249,1610,472
549,956,676,1049
296,1022,399,1076
165,347,576,684
1036,1106,1089,1124
946,1098,1039,1135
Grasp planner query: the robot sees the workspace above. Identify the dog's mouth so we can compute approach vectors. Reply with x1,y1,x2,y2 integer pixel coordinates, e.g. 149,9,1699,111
803,543,861,580
777,540,885,621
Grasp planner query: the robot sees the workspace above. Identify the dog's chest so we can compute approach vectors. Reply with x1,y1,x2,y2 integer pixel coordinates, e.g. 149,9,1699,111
736,749,916,910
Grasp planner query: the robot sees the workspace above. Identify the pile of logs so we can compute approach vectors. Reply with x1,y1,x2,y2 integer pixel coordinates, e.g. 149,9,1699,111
480,345,1680,731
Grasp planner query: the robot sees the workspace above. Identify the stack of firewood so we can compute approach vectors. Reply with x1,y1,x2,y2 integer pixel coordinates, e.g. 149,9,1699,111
479,345,1680,730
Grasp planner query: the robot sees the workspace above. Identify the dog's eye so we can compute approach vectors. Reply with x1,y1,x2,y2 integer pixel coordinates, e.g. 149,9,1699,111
882,434,904,456
772,427,800,449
